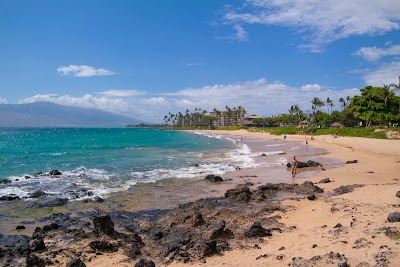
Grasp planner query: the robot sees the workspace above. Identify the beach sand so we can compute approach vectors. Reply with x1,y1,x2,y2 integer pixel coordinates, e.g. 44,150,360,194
167,130,400,267
2,130,400,267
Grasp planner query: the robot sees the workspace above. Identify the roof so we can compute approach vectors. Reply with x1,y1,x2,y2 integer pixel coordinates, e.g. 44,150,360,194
330,122,343,127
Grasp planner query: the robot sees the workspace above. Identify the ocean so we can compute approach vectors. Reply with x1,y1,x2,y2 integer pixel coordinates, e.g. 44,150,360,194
0,128,257,200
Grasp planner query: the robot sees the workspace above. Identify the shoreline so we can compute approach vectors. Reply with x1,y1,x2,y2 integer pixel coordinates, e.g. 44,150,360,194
170,129,400,267
0,130,399,266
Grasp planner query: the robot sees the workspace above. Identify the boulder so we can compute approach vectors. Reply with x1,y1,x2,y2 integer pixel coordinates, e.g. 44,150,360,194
93,214,116,236
345,160,358,164
224,185,252,202
307,194,316,201
134,259,156,267
92,196,104,203
387,212,400,223
66,259,86,267
208,220,226,240
396,191,400,198
319,178,331,183
0,179,11,184
29,238,46,251
89,240,118,252
186,211,205,227
0,194,20,201
205,174,223,182
26,254,45,267
287,160,322,168
49,170,62,176
245,222,272,238
302,181,324,193
28,190,47,198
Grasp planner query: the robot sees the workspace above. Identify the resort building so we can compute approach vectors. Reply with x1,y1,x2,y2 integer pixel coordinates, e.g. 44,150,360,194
243,115,263,127
209,106,246,127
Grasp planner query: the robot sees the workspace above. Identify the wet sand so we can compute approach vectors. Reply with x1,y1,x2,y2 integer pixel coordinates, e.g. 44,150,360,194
1,130,400,266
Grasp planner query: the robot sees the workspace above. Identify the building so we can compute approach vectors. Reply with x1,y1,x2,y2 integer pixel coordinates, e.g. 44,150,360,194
209,107,245,127
243,115,263,127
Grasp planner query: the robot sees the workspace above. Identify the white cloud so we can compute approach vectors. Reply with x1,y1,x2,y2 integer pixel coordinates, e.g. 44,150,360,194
301,84,321,92
57,65,115,77
0,97,8,104
139,97,170,106
232,24,248,41
164,78,359,116
223,0,400,51
363,60,400,86
14,78,362,123
97,90,146,97
354,44,400,61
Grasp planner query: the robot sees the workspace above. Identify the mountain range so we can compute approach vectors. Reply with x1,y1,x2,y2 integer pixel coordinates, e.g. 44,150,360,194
0,102,145,127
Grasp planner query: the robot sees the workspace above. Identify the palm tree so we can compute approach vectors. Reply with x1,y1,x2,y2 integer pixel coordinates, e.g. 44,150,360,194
377,84,393,111
225,106,232,126
288,105,296,125
389,76,400,91
339,97,346,110
346,96,351,106
311,97,325,113
326,98,334,114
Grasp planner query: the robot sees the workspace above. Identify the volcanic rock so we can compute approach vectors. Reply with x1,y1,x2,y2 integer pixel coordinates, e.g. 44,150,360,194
205,174,223,182
245,222,272,238
388,212,400,222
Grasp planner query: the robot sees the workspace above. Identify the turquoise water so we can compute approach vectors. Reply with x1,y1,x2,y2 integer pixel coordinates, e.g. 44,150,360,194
0,128,249,199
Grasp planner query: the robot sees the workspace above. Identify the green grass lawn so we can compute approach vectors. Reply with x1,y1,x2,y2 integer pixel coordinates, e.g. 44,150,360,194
249,127,391,139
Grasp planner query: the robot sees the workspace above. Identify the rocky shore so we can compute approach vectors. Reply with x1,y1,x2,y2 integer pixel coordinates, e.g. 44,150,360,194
1,130,400,266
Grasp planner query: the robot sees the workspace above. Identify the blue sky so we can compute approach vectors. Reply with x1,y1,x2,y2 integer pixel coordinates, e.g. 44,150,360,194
1,0,400,123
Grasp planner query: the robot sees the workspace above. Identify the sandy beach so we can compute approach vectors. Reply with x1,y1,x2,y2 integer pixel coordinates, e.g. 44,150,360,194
168,130,400,267
1,130,399,267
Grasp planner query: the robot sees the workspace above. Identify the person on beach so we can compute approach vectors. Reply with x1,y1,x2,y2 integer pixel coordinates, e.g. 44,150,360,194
284,135,287,141
305,138,308,147
291,156,298,178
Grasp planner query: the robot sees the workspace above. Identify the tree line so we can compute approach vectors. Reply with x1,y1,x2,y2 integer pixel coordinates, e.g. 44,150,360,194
163,106,246,128
162,80,400,128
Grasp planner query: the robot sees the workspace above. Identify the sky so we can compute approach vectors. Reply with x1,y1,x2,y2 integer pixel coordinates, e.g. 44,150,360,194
1,0,400,123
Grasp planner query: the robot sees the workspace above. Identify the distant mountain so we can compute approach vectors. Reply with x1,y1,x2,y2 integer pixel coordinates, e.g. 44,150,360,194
0,102,146,127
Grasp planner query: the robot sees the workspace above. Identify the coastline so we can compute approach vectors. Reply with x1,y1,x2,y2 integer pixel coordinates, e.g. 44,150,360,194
169,130,400,267
1,129,399,266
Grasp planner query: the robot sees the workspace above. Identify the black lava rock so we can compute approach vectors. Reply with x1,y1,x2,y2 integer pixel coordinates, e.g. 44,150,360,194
134,259,156,267
28,190,47,198
307,194,316,201
245,222,272,238
49,170,62,176
89,240,118,252
66,258,86,267
93,214,116,236
205,174,223,182
319,178,331,183
387,212,400,222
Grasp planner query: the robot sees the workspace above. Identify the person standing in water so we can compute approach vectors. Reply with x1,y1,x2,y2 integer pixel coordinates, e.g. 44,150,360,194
291,156,298,178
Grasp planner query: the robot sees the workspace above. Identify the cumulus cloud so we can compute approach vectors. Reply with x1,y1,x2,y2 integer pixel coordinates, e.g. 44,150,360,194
57,65,115,77
363,60,400,86
139,97,170,106
97,89,146,97
354,44,400,61
15,78,361,123
301,84,321,92
223,0,400,51
164,78,359,116
0,97,8,104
